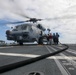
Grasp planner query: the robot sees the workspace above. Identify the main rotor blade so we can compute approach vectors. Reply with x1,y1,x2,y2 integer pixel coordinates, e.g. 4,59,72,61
8,21,26,24
0,21,26,25
13,10,31,19
13,12,31,19
37,19,43,21
44,15,76,20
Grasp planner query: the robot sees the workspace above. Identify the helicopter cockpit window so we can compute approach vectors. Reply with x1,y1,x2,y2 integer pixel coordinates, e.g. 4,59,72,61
12,27,17,31
12,29,17,31
12,26,21,31
21,25,27,30
16,26,20,30
12,25,27,31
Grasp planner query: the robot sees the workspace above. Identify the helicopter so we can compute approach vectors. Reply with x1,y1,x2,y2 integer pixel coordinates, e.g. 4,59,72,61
5,14,75,45
6,18,46,45
5,6,76,45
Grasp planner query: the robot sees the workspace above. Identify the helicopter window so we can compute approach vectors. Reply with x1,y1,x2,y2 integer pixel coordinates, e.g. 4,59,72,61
13,25,27,30
12,29,17,31
21,26,27,30
15,26,21,30
12,26,18,31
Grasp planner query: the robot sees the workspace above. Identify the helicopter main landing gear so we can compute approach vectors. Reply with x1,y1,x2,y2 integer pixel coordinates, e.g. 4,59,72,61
38,37,43,44
19,42,23,45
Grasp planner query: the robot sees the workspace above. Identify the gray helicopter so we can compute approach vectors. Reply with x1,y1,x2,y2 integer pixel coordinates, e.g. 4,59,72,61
5,10,73,45
6,18,46,45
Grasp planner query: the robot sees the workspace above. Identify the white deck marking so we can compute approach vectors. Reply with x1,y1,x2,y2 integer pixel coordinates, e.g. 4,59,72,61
0,52,39,58
52,46,76,68
62,61,67,63
67,49,76,55
63,62,72,66
45,46,70,75
0,46,13,49
68,67,75,70
0,52,76,60
53,45,76,55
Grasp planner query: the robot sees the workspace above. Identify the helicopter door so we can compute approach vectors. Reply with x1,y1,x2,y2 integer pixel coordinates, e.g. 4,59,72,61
29,26,34,37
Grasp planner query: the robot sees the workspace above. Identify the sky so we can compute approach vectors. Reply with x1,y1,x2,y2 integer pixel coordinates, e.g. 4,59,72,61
0,0,76,44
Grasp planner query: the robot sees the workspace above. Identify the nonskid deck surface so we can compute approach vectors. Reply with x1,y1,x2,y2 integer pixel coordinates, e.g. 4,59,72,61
0,44,76,75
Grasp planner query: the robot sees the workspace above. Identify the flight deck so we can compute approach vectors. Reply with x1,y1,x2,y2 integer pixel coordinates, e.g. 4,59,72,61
0,44,76,75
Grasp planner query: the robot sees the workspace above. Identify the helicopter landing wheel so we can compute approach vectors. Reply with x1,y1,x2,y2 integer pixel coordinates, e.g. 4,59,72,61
38,37,43,44
19,42,23,45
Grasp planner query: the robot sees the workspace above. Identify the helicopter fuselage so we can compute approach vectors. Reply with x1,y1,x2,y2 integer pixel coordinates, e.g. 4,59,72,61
6,23,45,45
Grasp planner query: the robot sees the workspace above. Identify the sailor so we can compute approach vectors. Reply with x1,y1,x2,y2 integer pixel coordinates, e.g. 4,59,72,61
49,33,53,45
55,33,59,45
53,33,56,44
